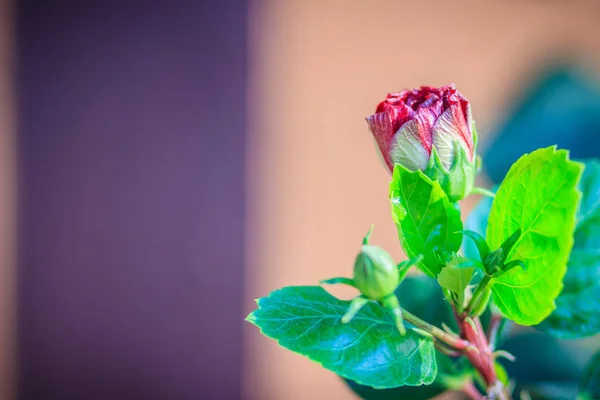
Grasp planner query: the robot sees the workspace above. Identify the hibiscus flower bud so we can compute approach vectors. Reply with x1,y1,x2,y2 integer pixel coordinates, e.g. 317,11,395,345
353,244,399,301
366,84,478,202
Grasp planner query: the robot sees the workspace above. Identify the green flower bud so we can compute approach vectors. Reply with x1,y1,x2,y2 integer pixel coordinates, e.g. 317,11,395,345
353,245,399,300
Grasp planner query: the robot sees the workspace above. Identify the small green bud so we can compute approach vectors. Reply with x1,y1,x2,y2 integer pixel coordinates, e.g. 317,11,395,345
353,245,399,300
483,248,504,276
471,287,492,317
479,228,526,278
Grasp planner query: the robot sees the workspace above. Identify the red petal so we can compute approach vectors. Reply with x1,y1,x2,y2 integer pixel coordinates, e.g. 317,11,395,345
366,111,395,172
411,102,441,154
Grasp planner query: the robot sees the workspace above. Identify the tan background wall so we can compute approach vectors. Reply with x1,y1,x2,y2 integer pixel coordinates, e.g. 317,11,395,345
244,1,600,399
0,0,15,398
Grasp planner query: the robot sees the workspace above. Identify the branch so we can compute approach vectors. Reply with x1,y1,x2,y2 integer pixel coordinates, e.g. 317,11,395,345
401,308,474,351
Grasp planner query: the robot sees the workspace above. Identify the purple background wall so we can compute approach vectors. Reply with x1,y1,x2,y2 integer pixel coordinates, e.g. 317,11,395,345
17,1,247,399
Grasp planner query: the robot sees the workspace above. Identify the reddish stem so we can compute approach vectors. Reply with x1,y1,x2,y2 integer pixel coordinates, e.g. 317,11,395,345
460,317,497,387
434,341,462,357
462,381,484,400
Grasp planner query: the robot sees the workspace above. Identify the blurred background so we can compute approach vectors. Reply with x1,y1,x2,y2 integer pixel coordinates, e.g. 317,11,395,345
0,0,599,399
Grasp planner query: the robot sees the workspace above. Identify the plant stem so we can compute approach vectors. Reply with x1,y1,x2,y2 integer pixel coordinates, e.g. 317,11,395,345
462,381,484,400
461,317,496,384
471,187,496,198
403,301,510,398
434,341,461,357
465,275,491,315
401,309,473,350
456,314,511,399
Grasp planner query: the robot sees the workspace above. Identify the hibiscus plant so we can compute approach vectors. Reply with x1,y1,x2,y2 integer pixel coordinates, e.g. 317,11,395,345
246,85,600,399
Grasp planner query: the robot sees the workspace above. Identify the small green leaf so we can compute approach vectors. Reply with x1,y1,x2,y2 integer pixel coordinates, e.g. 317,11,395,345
363,225,374,244
499,259,526,275
461,230,491,261
437,260,474,309
499,229,522,257
538,160,600,338
319,277,356,288
486,147,583,325
247,286,437,388
389,164,463,277
397,255,423,283
579,350,600,400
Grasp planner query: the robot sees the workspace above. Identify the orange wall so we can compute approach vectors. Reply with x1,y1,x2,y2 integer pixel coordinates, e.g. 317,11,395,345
0,0,15,398
244,1,600,399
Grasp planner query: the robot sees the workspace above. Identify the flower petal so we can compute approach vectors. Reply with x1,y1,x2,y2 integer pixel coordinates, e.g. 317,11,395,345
389,119,430,171
432,104,473,169
412,101,441,154
366,111,396,172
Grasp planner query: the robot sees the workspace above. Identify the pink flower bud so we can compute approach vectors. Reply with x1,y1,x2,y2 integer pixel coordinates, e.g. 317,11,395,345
366,84,478,201
367,84,474,171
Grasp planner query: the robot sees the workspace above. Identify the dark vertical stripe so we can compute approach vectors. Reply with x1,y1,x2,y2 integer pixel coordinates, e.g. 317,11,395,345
17,1,247,399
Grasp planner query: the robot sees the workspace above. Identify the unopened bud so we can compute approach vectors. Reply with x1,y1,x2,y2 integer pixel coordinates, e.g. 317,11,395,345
366,84,477,202
353,245,399,300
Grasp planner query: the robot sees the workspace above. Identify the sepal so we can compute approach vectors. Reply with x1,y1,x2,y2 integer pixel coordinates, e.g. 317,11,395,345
459,230,490,261
462,228,527,279
397,255,424,282
423,142,476,202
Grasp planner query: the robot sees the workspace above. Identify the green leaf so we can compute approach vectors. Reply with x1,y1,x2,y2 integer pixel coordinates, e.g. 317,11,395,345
246,286,437,388
461,230,491,261
344,355,450,400
437,260,474,309
465,160,600,337
578,350,600,400
389,164,463,277
538,160,600,338
344,275,466,399
319,277,356,288
486,147,583,325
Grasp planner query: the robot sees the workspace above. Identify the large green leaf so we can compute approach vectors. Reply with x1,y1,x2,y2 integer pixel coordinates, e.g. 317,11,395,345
247,286,437,388
389,164,463,277
538,160,600,338
344,276,464,399
486,147,582,325
465,160,600,337
344,353,455,400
